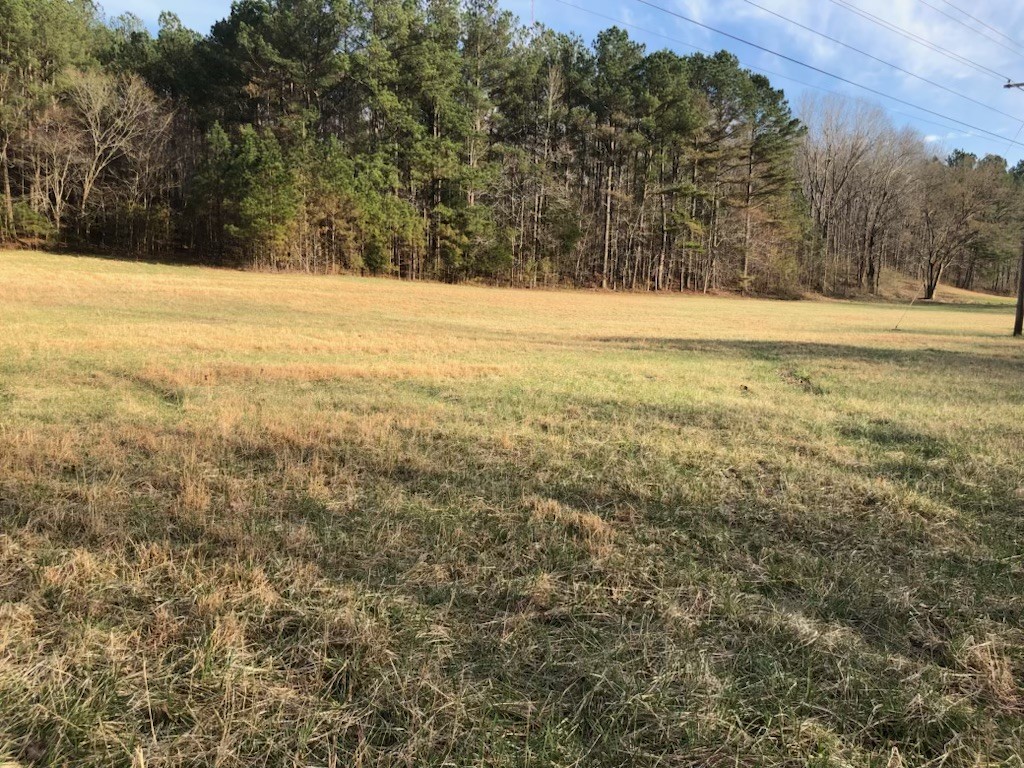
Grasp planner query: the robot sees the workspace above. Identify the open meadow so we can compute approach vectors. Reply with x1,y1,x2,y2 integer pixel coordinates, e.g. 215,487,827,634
1,250,1023,767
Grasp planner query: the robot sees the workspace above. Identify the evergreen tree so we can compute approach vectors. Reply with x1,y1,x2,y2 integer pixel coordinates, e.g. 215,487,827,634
9,0,1009,299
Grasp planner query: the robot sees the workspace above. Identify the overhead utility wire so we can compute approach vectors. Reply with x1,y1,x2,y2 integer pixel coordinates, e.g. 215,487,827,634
736,0,1024,123
1004,122,1024,159
934,0,1024,53
826,0,1010,81
627,0,1024,147
548,0,1016,151
915,0,1024,58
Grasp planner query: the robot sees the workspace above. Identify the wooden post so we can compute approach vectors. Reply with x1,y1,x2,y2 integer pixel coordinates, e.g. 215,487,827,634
1014,238,1024,337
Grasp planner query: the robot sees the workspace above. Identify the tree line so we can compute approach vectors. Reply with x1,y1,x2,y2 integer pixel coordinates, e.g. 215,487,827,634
1,0,1022,297
798,96,1024,299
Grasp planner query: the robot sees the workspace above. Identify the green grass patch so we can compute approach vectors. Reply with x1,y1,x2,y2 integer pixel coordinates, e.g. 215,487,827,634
0,250,1022,766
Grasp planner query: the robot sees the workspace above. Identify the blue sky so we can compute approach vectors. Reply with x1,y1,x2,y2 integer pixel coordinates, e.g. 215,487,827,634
100,0,1024,165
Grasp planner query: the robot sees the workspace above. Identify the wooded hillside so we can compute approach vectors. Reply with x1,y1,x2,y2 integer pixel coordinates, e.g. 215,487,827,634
1,0,1022,296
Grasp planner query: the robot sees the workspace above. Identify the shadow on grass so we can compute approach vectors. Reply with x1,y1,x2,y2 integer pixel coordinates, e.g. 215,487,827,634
267,407,1024,760
5,362,1023,765
914,300,1015,313
593,337,1024,372
49,245,243,271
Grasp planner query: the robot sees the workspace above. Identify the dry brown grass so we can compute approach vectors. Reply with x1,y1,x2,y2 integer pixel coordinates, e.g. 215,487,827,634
0,250,1022,766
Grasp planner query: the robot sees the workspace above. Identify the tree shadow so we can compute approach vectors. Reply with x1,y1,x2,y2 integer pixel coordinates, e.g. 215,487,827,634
592,337,1024,373
7,374,1022,764
41,245,243,271
914,299,1015,313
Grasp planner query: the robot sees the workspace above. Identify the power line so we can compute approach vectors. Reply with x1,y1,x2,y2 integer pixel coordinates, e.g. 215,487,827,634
934,0,1024,54
915,0,1024,58
627,0,1024,147
736,0,1024,124
547,0,1019,153
1003,121,1024,160
826,0,1011,81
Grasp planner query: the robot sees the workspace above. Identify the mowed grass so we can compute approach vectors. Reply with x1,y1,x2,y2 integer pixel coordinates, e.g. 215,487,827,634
1,250,1023,767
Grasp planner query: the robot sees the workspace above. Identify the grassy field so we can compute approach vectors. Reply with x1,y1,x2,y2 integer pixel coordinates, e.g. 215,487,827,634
1,250,1023,767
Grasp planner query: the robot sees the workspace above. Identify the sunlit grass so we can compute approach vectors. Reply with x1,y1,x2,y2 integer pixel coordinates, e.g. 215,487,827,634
1,250,1022,766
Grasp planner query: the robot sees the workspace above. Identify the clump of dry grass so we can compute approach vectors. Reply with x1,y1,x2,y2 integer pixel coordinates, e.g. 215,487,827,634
527,496,616,559
956,637,1024,714
0,250,1022,766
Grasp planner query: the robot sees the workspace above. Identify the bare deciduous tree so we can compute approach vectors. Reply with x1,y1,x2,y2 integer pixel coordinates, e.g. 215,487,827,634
61,70,172,217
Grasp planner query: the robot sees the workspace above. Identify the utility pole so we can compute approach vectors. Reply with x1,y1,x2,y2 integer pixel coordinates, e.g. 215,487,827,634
1015,242,1024,336
1003,82,1024,336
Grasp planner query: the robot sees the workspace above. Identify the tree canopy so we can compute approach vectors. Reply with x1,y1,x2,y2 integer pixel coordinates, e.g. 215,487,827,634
1,0,1021,297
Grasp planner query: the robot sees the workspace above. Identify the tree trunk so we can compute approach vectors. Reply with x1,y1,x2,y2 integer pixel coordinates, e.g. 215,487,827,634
742,136,754,292
923,260,943,301
0,135,13,238
658,168,667,291
602,152,613,290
